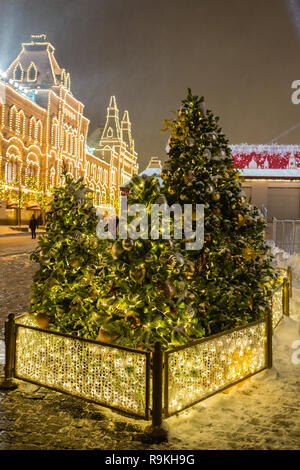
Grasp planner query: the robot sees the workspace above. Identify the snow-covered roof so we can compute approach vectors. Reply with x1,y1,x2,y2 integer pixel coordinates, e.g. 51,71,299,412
230,144,300,155
120,167,162,188
6,34,69,90
241,169,300,178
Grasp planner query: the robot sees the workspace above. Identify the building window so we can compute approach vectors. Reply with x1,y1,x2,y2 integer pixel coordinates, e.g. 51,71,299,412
27,164,37,179
18,111,26,137
36,121,43,144
50,168,55,187
29,117,36,141
6,160,18,184
66,74,71,90
14,63,23,81
10,106,18,131
70,133,74,155
104,169,108,184
80,136,84,159
107,127,113,138
68,161,73,177
27,62,37,82
51,120,58,147
72,134,76,155
64,129,69,153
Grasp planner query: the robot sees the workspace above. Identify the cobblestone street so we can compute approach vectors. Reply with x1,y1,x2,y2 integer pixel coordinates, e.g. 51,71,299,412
0,254,157,450
0,254,299,450
0,383,154,450
0,254,178,450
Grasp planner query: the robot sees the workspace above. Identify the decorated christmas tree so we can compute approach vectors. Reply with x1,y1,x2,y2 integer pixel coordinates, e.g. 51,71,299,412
95,174,204,349
161,89,276,335
30,168,103,338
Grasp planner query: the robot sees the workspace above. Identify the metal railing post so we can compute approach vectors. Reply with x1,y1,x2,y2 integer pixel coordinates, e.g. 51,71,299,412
272,217,277,245
0,313,18,389
287,266,292,298
266,298,273,369
152,342,163,427
292,221,295,254
145,342,168,441
283,278,290,317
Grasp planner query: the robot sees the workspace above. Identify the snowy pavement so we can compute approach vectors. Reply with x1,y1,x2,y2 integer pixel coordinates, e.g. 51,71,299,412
165,312,300,449
0,253,299,449
162,251,300,450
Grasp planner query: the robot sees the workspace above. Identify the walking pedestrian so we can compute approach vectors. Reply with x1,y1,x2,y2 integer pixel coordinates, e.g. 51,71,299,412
29,214,37,239
36,214,43,228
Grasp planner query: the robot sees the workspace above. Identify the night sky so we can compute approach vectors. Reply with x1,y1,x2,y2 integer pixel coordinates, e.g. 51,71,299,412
0,0,300,169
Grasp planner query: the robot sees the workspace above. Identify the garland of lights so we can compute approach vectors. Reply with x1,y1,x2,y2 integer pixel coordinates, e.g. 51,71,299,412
0,72,137,206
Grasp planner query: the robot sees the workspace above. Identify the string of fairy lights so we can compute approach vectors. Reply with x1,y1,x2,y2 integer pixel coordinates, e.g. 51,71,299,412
0,60,137,210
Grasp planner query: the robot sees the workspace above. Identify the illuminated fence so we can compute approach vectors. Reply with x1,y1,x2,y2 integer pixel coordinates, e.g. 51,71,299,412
271,272,290,330
275,266,292,297
13,316,150,418
164,320,267,417
0,269,291,434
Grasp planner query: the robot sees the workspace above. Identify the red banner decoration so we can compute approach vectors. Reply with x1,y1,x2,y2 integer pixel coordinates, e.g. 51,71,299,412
230,145,300,170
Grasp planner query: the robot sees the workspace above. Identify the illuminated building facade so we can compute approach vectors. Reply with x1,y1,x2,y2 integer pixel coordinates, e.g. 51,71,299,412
0,34,138,224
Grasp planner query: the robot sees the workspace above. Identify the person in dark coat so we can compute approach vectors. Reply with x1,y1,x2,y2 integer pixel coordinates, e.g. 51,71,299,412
29,215,37,239
36,214,43,228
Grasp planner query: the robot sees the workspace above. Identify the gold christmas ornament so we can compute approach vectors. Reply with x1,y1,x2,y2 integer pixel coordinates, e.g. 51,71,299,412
165,253,177,269
212,191,221,202
111,242,123,259
69,257,80,268
183,170,194,184
162,280,176,298
129,265,146,283
122,238,134,251
124,312,141,329
168,187,176,195
36,312,50,329
183,261,195,279
98,327,114,343
235,213,245,225
212,207,221,216
198,303,206,314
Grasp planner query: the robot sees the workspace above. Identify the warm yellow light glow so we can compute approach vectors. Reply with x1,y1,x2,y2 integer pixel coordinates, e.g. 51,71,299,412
166,321,266,414
15,316,148,417
272,284,283,329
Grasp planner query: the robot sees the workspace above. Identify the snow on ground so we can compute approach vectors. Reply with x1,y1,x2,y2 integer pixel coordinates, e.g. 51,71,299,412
164,314,300,449
161,249,300,450
0,251,299,449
